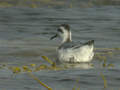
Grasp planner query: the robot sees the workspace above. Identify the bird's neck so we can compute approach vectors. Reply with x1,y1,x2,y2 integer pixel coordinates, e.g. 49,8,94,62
61,32,72,43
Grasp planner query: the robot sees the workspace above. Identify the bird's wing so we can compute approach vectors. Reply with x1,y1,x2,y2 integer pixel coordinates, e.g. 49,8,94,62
60,40,94,49
59,41,83,49
72,40,94,49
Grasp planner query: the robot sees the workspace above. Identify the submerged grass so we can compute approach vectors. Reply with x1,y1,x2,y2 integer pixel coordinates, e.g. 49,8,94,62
41,55,59,69
28,72,52,90
0,2,13,7
0,0,65,8
41,56,55,65
34,64,48,71
72,79,80,90
0,47,119,89
100,73,107,88
0,0,120,8
9,66,21,74
22,65,32,72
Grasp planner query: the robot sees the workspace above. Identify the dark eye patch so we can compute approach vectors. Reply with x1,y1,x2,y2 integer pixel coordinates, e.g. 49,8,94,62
57,28,63,33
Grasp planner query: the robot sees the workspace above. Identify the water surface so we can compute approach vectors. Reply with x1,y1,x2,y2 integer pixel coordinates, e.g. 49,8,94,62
0,3,120,90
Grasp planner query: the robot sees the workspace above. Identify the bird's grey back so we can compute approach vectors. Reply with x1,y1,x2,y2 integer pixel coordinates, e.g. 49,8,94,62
58,41,83,49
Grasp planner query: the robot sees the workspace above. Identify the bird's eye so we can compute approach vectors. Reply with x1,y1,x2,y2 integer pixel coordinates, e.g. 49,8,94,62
57,29,63,33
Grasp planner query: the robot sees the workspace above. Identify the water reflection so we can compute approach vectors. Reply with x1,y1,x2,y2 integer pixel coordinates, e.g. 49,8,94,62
59,62,94,69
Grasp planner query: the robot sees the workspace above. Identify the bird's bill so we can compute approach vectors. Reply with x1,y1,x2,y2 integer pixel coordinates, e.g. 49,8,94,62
50,34,58,40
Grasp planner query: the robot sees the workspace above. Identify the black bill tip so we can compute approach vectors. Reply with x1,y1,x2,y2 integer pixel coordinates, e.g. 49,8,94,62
50,34,58,40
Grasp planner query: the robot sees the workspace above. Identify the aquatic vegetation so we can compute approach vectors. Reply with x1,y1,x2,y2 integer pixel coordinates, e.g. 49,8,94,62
0,47,119,90
106,51,113,57
95,47,120,51
0,0,65,8
41,55,56,68
100,73,107,88
34,64,48,71
0,0,120,8
69,3,73,8
0,64,7,69
0,64,5,69
72,79,80,90
41,56,66,70
28,72,52,90
107,64,114,68
72,87,79,90
22,65,32,72
42,56,54,64
102,56,107,67
2,64,6,67
95,54,115,68
30,3,38,8
9,66,21,74
114,48,120,50
72,87,80,90
0,2,13,8
30,64,36,67
94,47,120,68
91,0,120,5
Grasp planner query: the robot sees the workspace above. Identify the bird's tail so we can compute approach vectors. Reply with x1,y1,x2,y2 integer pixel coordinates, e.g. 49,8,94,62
84,40,94,46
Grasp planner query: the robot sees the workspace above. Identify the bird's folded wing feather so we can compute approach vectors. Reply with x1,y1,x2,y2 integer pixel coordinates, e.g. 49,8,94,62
60,41,83,49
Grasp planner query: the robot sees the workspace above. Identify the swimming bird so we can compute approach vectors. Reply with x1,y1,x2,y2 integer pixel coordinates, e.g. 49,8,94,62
50,24,94,63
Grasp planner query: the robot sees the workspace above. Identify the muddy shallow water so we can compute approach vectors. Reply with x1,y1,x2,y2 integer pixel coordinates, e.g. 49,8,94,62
0,2,120,90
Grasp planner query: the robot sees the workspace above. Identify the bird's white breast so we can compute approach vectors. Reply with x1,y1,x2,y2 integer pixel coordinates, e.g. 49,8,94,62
57,45,94,63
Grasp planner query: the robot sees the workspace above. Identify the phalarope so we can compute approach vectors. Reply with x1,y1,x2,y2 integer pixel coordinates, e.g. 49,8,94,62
50,24,94,63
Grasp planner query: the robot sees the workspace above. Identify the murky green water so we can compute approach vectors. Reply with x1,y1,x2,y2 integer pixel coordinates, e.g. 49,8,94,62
0,1,120,90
